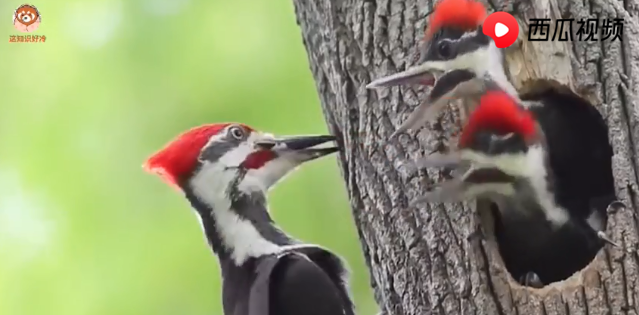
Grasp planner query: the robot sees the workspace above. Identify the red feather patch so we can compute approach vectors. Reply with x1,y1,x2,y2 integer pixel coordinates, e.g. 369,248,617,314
242,150,277,170
425,0,487,40
143,123,254,188
459,91,537,148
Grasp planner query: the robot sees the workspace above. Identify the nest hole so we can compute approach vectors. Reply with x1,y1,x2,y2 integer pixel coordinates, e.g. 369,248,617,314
484,80,617,288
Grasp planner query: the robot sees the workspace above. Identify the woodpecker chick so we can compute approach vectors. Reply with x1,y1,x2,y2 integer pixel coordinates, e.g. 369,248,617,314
367,0,520,137
144,123,355,315
367,0,489,89
367,0,514,96
413,90,618,286
412,90,542,208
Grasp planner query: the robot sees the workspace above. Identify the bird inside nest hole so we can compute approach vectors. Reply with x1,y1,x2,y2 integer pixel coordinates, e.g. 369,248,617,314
480,80,620,288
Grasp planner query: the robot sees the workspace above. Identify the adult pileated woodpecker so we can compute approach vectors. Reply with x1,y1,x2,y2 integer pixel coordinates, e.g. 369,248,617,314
365,0,619,287
144,123,355,315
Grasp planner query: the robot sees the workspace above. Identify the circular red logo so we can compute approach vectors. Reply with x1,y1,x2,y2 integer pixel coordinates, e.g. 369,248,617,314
482,12,519,48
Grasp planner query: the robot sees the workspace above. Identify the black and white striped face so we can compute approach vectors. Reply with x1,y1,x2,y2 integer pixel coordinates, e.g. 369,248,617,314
190,124,339,195
366,25,500,89
417,26,492,67
415,132,532,197
413,136,547,212
145,123,340,264
462,131,529,156
456,133,537,188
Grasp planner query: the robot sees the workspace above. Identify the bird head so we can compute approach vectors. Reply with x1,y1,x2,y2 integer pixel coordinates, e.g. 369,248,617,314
458,90,538,157
144,123,339,196
366,0,500,89
412,90,541,204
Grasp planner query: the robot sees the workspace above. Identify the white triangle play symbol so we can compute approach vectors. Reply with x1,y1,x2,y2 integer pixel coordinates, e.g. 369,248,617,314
495,23,509,37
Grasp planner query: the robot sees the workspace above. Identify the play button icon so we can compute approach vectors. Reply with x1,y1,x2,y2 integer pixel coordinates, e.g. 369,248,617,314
495,23,509,37
483,12,519,48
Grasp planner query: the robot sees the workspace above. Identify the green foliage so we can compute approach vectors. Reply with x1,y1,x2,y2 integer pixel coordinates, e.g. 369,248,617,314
0,0,376,314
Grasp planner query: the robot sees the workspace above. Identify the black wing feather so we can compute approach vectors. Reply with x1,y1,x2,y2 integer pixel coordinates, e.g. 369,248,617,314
269,254,347,315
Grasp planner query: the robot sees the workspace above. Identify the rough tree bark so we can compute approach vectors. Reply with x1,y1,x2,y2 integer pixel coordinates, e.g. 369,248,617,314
293,0,639,314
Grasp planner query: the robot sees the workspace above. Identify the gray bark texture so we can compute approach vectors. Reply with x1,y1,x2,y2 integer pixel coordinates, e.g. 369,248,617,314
293,0,639,314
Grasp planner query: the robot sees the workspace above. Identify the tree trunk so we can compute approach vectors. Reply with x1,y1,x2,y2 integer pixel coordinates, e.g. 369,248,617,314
293,0,639,314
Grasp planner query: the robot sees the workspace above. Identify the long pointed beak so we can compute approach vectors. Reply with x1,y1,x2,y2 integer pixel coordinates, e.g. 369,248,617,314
389,97,448,139
387,70,485,139
366,63,444,89
254,135,339,162
413,152,464,170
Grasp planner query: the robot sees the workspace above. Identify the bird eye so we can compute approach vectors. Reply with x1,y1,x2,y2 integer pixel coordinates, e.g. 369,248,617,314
228,126,246,140
437,40,452,59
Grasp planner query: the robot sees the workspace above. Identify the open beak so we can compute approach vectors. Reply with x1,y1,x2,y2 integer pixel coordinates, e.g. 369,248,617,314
391,72,487,138
364,52,451,138
366,62,445,89
413,152,464,170
254,135,339,162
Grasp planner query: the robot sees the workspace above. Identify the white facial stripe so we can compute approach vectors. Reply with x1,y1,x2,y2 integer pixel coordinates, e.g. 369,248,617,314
419,47,491,74
525,146,569,226
211,131,264,168
190,161,282,265
460,28,479,40
465,183,516,198
437,28,479,47
492,133,515,142
238,157,298,194
456,163,516,199
461,146,569,226
460,149,529,176
484,43,520,100
219,143,253,168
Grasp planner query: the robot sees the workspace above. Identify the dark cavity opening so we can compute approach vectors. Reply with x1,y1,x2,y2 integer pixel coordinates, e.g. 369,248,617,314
488,81,617,287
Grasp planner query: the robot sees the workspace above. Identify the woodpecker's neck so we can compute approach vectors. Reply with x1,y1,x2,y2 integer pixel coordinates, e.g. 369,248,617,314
510,148,571,228
523,131,570,227
482,43,519,101
184,166,297,266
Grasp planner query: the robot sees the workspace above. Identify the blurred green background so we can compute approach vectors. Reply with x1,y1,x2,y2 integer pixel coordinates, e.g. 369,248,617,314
0,1,376,314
